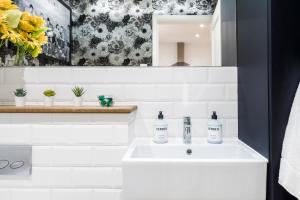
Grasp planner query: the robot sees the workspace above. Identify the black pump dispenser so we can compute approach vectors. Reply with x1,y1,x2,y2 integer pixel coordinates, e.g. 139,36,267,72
211,111,218,120
158,111,164,119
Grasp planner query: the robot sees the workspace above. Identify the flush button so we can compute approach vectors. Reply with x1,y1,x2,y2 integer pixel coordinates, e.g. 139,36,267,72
0,160,9,169
10,161,24,169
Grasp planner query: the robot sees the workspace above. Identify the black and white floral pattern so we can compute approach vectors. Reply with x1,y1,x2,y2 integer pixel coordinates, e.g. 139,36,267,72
70,0,153,66
153,0,217,15
66,0,217,66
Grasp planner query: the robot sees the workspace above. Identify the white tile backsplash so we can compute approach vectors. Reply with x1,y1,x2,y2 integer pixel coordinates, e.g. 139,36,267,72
0,189,10,200
3,68,26,84
1,67,238,138
30,124,128,145
0,124,32,144
0,189,122,200
208,102,238,119
0,67,237,200
208,68,237,83
0,120,129,200
225,84,238,100
0,69,4,84
70,167,119,187
11,189,51,200
32,146,53,166
50,146,93,166
51,189,92,200
124,84,156,101
0,84,22,101
93,189,121,200
189,84,226,101
91,146,127,166
32,146,127,167
154,84,184,101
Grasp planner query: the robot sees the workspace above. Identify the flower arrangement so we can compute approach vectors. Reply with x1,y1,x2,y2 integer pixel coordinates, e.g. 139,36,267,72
0,0,48,66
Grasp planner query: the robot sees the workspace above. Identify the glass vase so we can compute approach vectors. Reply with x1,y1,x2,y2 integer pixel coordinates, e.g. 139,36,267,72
14,47,26,66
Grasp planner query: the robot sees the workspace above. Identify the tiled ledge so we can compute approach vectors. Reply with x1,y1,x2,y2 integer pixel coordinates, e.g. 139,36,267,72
0,105,137,114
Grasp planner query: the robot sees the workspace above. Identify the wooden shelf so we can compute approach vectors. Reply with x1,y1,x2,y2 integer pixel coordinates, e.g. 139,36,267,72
0,105,137,114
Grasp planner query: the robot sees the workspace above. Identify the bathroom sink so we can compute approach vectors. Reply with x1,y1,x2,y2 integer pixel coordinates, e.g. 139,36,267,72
129,143,260,160
122,138,268,200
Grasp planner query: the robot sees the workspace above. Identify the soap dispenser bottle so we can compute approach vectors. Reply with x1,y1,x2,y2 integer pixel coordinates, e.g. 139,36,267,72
153,111,168,144
207,111,223,144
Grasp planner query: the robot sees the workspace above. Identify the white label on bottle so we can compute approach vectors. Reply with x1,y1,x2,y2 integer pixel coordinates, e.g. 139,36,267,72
208,125,222,143
154,125,168,143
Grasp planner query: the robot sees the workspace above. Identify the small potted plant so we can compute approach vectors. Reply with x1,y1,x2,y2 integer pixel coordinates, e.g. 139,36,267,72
98,95,114,107
43,89,56,107
72,86,86,107
14,88,27,107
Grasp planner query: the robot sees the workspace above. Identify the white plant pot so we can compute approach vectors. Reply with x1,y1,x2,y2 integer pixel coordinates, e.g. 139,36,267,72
73,97,83,107
44,96,54,107
15,97,25,107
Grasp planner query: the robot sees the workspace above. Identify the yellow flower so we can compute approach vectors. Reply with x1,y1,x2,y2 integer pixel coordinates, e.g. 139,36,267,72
19,12,45,33
1,29,20,43
0,0,18,11
18,29,27,39
30,15,44,29
38,34,48,44
0,26,9,37
31,46,42,58
18,19,35,32
0,13,5,22
0,13,8,48
0,5,49,59
0,13,7,31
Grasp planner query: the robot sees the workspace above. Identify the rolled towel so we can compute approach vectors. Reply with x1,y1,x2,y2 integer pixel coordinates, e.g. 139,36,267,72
279,82,300,199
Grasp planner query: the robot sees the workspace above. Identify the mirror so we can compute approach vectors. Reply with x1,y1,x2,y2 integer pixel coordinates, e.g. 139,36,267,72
0,0,236,67
153,15,213,66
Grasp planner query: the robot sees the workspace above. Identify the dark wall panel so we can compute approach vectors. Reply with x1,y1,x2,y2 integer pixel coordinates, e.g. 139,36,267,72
237,0,300,199
270,0,300,199
221,0,237,66
237,0,269,158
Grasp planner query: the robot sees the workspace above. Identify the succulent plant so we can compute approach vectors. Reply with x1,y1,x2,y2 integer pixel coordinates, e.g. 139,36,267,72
98,95,114,107
43,89,56,97
14,88,27,97
72,86,86,97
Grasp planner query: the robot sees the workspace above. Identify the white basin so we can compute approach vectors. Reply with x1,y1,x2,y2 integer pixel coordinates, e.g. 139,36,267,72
122,138,268,200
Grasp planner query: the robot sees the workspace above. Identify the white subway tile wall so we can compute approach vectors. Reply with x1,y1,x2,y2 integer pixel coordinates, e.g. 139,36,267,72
0,123,128,200
0,67,237,200
0,67,237,138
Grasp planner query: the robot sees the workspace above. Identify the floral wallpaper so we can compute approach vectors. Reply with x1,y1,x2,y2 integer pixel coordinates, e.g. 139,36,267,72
65,0,217,66
153,0,217,15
